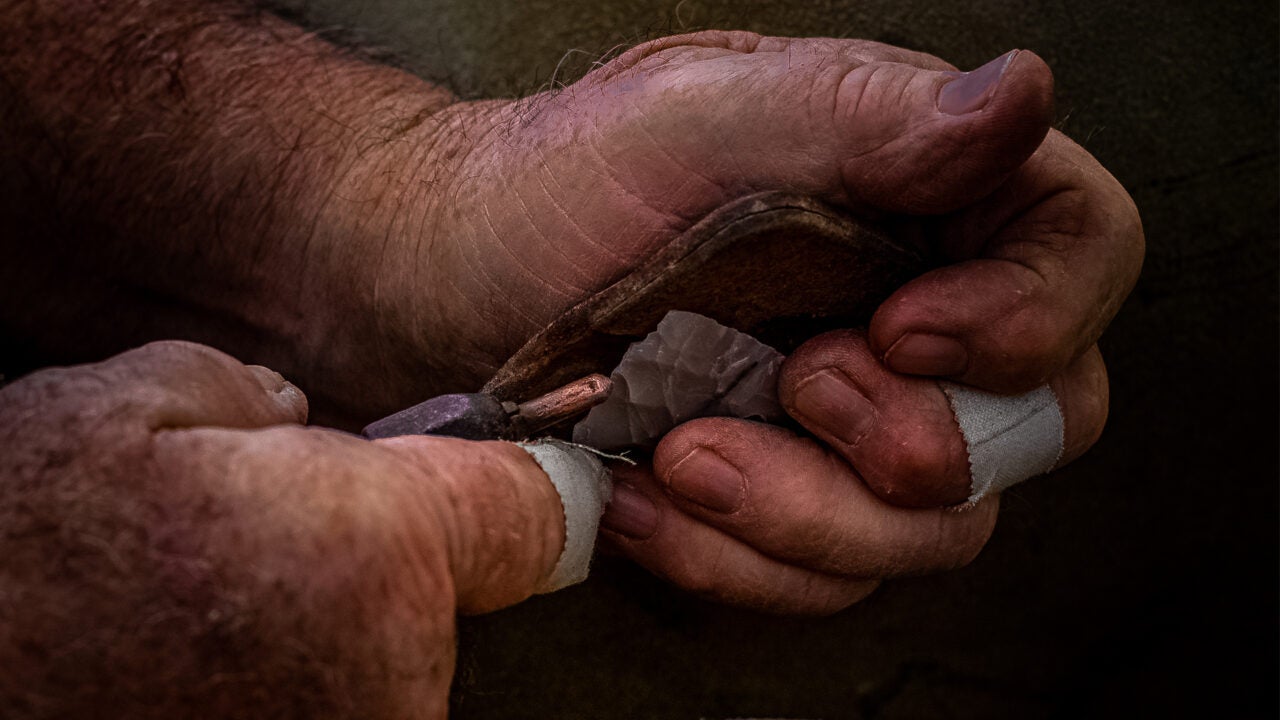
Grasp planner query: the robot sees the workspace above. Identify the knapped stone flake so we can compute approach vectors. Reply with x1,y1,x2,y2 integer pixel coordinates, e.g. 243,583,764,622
572,311,785,451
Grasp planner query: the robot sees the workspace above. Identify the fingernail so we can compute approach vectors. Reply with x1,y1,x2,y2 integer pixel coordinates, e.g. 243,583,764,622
248,366,308,422
275,381,309,423
884,333,969,376
791,369,877,446
938,50,1019,115
664,448,744,514
601,482,658,539
248,365,286,393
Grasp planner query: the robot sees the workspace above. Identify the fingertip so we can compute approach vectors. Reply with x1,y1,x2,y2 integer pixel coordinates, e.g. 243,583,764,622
279,381,309,424
942,48,1054,153
947,47,1055,181
982,49,1055,123
105,342,311,430
840,49,1053,214
600,477,660,541
1005,49,1056,119
660,446,746,514
938,495,1002,569
867,261,1073,393
780,330,972,508
246,365,309,425
880,332,970,378
1054,345,1110,466
937,50,1020,116
651,416,759,481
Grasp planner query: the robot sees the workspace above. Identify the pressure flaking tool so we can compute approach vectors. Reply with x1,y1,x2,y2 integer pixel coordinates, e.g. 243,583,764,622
362,373,613,441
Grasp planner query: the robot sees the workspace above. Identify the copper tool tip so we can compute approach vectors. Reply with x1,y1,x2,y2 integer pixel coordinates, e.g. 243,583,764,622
513,373,613,436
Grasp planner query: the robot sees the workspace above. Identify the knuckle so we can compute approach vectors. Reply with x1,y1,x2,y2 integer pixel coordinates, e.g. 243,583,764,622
606,30,765,75
129,339,220,363
122,339,243,380
652,29,765,53
832,62,891,127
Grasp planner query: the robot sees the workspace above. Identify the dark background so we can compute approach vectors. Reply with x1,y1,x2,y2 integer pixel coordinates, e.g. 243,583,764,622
300,1,1278,717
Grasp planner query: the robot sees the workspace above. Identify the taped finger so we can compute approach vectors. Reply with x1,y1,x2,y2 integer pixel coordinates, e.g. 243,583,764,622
941,381,1061,503
780,331,1109,507
516,440,613,593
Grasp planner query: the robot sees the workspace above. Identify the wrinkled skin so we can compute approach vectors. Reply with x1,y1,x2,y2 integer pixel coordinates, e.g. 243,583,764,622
0,12,1143,715
0,341,568,717
395,33,1140,611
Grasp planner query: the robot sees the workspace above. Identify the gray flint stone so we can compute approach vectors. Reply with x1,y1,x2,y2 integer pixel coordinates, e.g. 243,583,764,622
572,310,785,451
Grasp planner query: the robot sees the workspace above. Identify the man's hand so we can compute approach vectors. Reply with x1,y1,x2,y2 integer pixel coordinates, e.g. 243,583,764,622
0,5,1142,616
420,34,1140,612
0,342,570,718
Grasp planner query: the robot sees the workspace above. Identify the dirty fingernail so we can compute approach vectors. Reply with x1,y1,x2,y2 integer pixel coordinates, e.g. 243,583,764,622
665,448,744,514
247,365,308,422
885,333,969,376
276,382,309,421
938,50,1019,115
601,482,658,539
791,369,877,446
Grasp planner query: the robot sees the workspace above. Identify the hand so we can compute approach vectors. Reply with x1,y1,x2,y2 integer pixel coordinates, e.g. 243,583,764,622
2,13,1143,615
0,13,1137,431
400,32,1136,613
396,34,1064,395
0,342,569,718
417,32,1139,395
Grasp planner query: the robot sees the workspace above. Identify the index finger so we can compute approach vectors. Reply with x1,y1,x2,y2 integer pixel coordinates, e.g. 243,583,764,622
646,418,1000,578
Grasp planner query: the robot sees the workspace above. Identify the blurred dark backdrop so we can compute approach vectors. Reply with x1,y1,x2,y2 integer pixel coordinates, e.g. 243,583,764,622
300,1,1279,717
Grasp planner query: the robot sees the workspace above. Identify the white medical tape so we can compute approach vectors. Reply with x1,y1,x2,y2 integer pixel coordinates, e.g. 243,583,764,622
940,382,1064,503
517,440,613,593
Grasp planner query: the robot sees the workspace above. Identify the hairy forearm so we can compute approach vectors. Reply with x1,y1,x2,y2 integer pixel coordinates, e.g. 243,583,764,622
0,1,461,420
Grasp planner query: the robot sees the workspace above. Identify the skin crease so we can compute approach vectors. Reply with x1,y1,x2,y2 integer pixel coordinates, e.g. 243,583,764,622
0,1,1144,716
0,342,567,718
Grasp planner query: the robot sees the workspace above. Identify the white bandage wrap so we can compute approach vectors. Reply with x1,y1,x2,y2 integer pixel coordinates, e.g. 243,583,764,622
517,440,613,593
940,382,1064,503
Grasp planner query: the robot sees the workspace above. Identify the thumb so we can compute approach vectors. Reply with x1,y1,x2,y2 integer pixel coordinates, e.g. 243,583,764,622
834,49,1055,214
580,38,1055,219
375,436,610,614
